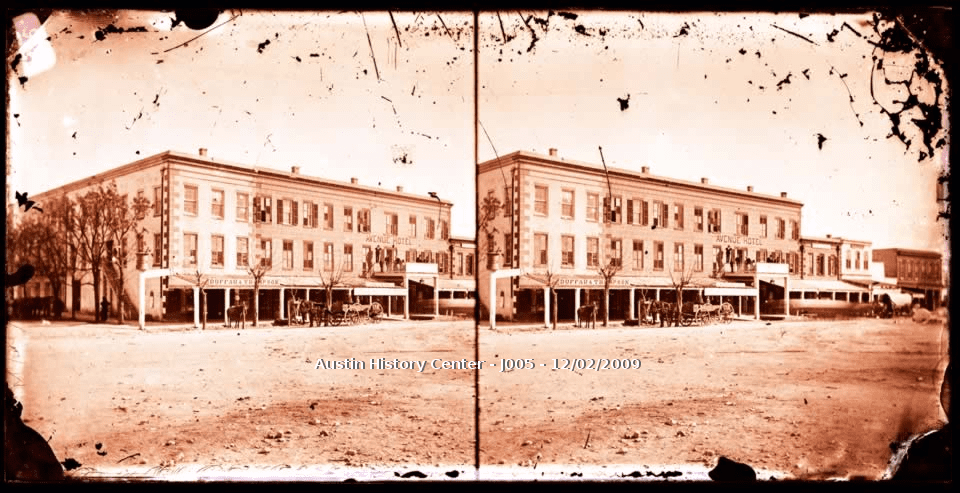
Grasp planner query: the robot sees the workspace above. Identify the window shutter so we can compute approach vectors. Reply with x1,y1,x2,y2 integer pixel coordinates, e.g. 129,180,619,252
292,201,299,226
641,201,648,226
253,197,261,223
277,200,284,225
661,204,669,229
312,204,319,228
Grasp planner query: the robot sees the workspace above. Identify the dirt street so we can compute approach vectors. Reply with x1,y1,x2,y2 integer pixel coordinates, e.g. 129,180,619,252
8,319,476,479
7,316,948,481
479,317,949,480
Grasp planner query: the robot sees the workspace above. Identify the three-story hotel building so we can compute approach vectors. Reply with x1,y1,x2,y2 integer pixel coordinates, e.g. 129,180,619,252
478,149,811,323
28,149,470,325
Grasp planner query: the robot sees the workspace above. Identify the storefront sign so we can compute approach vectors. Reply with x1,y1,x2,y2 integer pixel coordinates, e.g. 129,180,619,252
556,278,633,287
365,234,413,246
714,234,763,246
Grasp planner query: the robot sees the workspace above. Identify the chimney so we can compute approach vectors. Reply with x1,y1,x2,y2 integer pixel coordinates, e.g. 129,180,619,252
701,178,709,185
396,186,404,193
641,166,650,174
291,166,300,174
747,186,754,192
826,234,832,238
199,148,208,157
549,148,558,157
780,192,788,198
351,177,358,184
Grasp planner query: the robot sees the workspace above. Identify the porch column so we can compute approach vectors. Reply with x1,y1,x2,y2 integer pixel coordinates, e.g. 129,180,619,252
754,283,760,320
831,292,836,300
574,288,581,325
193,287,200,328
404,277,410,319
433,276,439,317
655,289,660,301
254,292,260,325
629,288,635,320
784,276,790,316
489,275,496,329
138,272,146,330
737,296,742,316
543,287,550,328
279,288,285,320
224,288,231,326
387,296,392,316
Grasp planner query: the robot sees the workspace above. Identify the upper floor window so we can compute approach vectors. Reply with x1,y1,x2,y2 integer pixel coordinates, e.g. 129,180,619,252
707,209,721,233
260,239,272,268
304,241,314,270
561,189,575,219
673,204,684,230
694,207,704,232
426,217,435,239
604,196,623,223
323,243,334,271
654,242,664,270
534,233,548,266
254,196,272,223
153,186,162,216
184,185,198,215
323,203,334,230
586,193,599,222
183,233,198,266
759,216,767,238
236,192,249,222
211,235,224,267
694,244,704,272
790,220,800,240
282,240,294,270
385,212,399,235
343,207,354,232
776,218,786,239
503,186,513,217
632,240,644,270
674,243,684,271
534,185,548,215
409,215,417,237
211,189,224,219
736,212,749,236
609,238,623,267
237,237,249,268
587,237,600,268
561,235,575,267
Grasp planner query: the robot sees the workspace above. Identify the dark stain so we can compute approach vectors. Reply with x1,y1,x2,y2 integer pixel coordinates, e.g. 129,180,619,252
11,53,21,71
257,39,270,54
574,25,590,36
841,21,863,38
18,76,27,87
738,48,746,55
776,73,792,90
309,53,319,57
827,28,840,42
94,24,148,41
71,131,77,139
445,470,459,478
61,458,81,470
400,470,427,478
293,56,301,62
557,12,578,20
802,68,810,80
617,94,630,111
16,191,43,213
816,134,828,150
755,50,761,58
799,13,809,19
13,113,20,126
708,456,756,481
674,22,690,37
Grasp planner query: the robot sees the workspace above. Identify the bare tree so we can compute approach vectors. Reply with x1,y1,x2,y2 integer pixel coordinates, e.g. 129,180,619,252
529,266,561,330
478,190,504,264
67,185,112,323
597,255,621,328
11,196,74,318
318,262,346,308
173,270,209,330
247,249,272,327
668,260,701,327
103,183,151,324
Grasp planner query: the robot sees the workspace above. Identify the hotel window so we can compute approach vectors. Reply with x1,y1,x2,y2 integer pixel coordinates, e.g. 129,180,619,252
816,254,825,276
776,218,786,239
713,246,723,272
708,209,722,233
694,244,704,272
281,240,294,270
627,199,635,225
610,238,623,267
855,251,861,270
385,212,399,235
279,199,297,226
587,237,600,267
237,237,248,267
426,217,436,239
211,235,224,267
791,220,800,240
409,215,417,237
304,241,314,270
633,240,644,270
324,203,334,230
674,243,685,271
758,249,768,263
786,252,796,273
466,254,475,276
503,186,513,217
236,192,249,222
604,196,623,223
736,213,748,236
561,235,575,267
253,196,272,223
362,245,372,273
260,239,272,268
457,253,464,275
652,201,661,228
641,200,649,226
184,185,198,216
440,220,449,240
183,233,198,266
759,216,767,238
358,208,371,233
674,204,684,230
808,253,815,275
323,243,334,271
864,255,869,270
153,186,162,216
504,233,513,266
211,189,224,219
586,193,599,222
534,233,548,266
341,207,353,232
534,185,548,215
654,242,665,270
561,189,575,219
694,207,704,232
153,234,162,266
343,244,353,272
828,255,837,276
406,249,416,263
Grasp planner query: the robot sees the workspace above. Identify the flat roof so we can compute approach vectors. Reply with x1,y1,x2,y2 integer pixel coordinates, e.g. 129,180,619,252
478,150,804,207
872,248,943,259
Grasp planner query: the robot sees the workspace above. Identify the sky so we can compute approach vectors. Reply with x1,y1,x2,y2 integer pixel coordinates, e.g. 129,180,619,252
476,11,950,263
8,10,951,264
8,9,475,237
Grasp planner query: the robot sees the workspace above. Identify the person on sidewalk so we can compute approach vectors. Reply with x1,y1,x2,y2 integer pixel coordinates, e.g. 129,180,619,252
100,296,111,323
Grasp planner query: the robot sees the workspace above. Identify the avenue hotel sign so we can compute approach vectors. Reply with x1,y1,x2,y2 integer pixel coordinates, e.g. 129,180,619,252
714,234,764,246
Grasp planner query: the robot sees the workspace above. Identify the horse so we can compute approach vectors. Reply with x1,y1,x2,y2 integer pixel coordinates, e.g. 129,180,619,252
576,303,597,329
226,304,247,329
650,301,677,327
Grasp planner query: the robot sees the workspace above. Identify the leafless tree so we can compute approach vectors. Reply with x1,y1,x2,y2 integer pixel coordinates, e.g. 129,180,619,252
529,266,561,330
597,254,622,328
247,250,272,327
318,262,346,308
10,196,74,318
173,270,209,330
66,185,112,322
103,183,151,324
478,190,504,265
668,261,701,327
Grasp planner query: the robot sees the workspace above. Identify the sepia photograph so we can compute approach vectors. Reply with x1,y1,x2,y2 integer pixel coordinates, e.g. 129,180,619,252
5,6,952,484
6,9,477,481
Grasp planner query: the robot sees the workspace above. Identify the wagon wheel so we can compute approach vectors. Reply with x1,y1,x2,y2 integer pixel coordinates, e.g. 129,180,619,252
680,313,693,327
722,311,732,324
331,311,344,326
347,311,360,325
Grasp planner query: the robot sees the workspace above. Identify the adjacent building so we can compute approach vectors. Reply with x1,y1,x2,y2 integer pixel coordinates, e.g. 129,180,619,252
24,149,472,326
478,149,806,324
872,248,945,309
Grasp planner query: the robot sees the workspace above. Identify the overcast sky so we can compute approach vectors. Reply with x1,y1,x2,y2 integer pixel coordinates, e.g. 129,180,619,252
8,10,950,261
8,10,475,236
477,11,949,261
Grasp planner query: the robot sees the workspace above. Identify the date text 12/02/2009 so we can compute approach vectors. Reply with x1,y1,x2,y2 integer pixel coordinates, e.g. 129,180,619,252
497,358,642,372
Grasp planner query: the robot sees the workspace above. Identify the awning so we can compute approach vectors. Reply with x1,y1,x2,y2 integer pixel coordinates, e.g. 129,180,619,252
762,278,869,292
353,286,407,296
437,279,476,291
704,287,757,297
